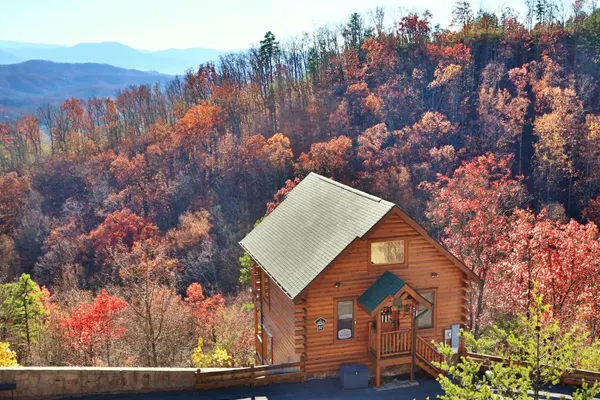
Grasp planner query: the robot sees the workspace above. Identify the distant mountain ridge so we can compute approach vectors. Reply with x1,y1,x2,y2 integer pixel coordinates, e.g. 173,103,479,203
0,60,171,117
0,41,228,75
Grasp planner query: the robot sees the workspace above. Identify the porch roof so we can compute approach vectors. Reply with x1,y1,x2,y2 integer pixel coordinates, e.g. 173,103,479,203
358,271,432,314
358,271,406,313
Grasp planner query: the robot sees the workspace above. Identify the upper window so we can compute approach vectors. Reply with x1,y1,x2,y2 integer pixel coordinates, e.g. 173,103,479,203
370,239,406,265
336,300,354,340
417,291,435,329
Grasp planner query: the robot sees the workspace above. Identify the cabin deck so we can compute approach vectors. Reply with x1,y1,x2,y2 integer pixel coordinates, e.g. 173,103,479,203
367,323,444,386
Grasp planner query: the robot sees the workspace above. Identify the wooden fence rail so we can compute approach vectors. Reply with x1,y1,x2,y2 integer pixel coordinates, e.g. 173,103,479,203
195,360,305,390
466,352,600,387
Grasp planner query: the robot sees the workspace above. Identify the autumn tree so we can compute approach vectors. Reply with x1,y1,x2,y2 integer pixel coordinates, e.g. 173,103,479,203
88,208,159,267
0,172,30,236
533,85,585,212
166,210,216,291
16,115,42,161
0,342,17,367
296,136,354,182
185,282,225,343
422,154,526,335
34,218,85,289
493,209,600,331
477,62,529,158
398,11,432,44
60,290,127,366
114,239,193,366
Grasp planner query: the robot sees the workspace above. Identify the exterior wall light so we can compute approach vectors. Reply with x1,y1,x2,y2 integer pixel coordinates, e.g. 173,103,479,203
334,281,342,288
431,272,439,278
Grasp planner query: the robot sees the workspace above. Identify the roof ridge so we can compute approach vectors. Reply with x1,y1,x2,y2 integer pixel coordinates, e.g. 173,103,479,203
310,172,393,205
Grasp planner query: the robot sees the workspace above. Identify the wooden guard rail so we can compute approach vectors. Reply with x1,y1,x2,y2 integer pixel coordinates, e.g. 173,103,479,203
416,335,444,366
380,329,411,357
466,352,600,387
195,360,305,390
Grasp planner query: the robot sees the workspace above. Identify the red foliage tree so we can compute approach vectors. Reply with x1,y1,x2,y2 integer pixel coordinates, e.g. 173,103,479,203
296,136,354,182
493,209,600,333
88,209,159,263
421,154,526,335
185,282,225,342
398,11,432,44
0,172,30,235
60,290,127,366
266,177,300,216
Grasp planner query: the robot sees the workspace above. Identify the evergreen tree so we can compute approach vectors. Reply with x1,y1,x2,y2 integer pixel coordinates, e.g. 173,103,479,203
0,274,48,360
435,287,600,399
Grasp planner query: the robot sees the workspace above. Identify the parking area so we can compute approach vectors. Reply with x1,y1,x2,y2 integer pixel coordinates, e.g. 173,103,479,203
66,377,443,400
63,377,598,400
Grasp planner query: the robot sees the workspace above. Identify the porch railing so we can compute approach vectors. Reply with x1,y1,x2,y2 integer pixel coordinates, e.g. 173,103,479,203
369,325,412,358
415,335,444,365
380,329,411,357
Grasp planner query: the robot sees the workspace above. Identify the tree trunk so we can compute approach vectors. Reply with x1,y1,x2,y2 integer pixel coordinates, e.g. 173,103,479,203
473,279,486,338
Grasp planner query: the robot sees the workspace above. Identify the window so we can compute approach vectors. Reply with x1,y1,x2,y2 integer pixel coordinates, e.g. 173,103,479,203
370,239,406,265
263,273,271,310
336,300,354,340
380,306,393,323
417,291,435,329
265,330,273,365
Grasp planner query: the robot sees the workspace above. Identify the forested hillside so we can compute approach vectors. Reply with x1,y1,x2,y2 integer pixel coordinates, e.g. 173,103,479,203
0,60,170,117
1,1,600,367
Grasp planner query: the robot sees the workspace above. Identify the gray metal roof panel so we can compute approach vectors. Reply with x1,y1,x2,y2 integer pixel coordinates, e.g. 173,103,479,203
239,173,394,299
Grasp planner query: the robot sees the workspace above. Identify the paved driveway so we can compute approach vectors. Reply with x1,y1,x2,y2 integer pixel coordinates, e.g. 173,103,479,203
63,377,598,400
66,378,443,400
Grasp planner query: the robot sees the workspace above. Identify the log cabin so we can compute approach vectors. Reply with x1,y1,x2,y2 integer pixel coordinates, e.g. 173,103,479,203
239,172,480,387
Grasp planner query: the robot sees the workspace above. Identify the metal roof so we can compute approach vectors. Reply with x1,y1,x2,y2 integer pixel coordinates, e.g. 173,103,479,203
239,173,395,299
357,271,406,313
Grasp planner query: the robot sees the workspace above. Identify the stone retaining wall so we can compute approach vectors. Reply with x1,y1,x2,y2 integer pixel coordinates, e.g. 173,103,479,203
0,367,197,399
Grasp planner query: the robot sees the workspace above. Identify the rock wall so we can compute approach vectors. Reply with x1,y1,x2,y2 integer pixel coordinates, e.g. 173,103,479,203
0,367,197,399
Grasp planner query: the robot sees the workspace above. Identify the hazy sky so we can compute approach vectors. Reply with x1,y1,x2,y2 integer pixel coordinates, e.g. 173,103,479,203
2,0,533,51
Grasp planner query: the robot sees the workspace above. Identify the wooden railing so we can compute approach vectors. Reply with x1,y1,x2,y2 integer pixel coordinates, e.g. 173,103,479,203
195,360,305,390
380,329,411,357
416,335,444,366
368,323,377,355
467,352,600,387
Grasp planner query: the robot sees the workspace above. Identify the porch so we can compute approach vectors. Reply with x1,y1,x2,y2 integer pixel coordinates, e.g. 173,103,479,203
358,271,444,387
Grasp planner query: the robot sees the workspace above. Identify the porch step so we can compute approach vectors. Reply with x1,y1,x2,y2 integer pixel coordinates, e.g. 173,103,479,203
374,379,419,392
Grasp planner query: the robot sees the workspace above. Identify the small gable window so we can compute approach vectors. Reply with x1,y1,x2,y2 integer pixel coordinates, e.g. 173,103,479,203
370,239,406,265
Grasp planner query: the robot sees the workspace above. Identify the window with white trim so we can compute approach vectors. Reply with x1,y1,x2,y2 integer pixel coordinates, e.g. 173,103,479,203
417,291,435,329
336,300,354,340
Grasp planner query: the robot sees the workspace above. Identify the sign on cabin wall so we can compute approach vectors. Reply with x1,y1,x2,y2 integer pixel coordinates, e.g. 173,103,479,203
338,329,352,339
314,317,327,331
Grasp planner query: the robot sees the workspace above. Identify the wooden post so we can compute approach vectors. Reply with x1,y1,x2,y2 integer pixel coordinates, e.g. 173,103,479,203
376,314,382,387
368,321,373,352
410,301,416,382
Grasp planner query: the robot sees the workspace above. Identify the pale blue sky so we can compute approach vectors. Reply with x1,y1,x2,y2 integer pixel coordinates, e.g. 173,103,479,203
1,0,545,51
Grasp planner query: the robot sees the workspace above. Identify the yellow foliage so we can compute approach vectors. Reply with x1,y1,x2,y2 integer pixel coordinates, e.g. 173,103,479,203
192,338,232,368
429,64,463,88
0,342,18,367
